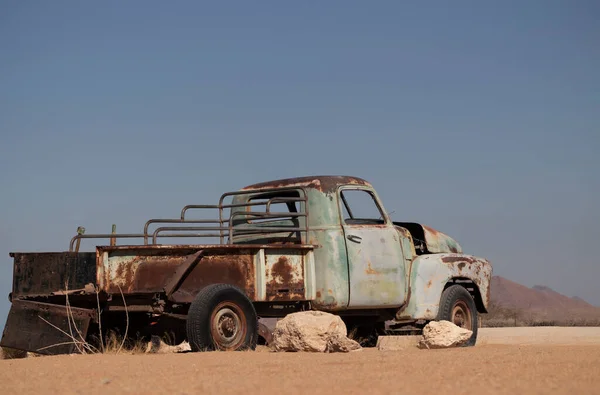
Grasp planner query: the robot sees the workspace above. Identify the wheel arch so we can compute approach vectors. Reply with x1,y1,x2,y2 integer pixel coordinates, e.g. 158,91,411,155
396,253,492,320
443,277,488,314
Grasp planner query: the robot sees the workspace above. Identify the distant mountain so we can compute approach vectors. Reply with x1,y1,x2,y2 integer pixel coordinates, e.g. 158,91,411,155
571,296,595,307
488,276,600,325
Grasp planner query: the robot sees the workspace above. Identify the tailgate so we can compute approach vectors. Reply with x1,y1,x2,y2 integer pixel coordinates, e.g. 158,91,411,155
10,252,97,297
0,299,96,355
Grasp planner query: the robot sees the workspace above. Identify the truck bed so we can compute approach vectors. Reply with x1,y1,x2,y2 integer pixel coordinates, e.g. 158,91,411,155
2,244,316,355
10,244,316,304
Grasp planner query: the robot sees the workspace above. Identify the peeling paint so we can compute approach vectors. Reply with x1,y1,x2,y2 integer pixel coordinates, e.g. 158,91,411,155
397,253,493,320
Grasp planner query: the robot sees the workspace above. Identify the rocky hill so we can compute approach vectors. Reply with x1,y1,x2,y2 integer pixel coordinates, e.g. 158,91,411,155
484,276,600,326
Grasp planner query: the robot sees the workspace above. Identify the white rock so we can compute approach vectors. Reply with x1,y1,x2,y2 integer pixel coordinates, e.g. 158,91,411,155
271,311,362,353
418,320,473,349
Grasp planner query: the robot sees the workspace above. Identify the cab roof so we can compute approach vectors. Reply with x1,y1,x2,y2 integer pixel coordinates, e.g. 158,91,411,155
241,175,371,193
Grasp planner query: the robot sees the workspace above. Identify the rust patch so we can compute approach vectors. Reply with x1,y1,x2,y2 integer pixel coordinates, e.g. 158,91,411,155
365,261,379,275
316,291,321,298
175,252,256,302
422,225,440,236
457,262,466,270
270,257,293,284
11,252,98,298
106,252,189,294
112,258,137,293
442,256,476,264
133,256,182,292
311,296,341,310
241,175,370,193
266,255,304,301
426,280,432,289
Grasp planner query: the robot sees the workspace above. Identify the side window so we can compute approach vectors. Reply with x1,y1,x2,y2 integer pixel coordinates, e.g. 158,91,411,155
246,192,300,224
339,189,386,225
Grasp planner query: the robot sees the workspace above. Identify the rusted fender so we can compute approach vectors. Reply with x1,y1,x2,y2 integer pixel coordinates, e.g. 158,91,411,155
397,253,493,321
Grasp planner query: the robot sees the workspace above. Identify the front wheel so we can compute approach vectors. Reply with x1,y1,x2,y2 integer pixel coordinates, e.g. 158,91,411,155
436,284,478,347
186,283,259,351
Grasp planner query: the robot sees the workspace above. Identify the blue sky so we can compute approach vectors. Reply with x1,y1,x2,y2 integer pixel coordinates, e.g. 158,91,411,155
0,1,598,325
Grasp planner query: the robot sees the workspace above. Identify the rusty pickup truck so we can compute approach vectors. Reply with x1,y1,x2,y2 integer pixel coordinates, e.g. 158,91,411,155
1,175,492,354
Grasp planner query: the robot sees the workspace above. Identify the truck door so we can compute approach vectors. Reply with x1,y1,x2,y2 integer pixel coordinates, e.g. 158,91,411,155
338,187,407,309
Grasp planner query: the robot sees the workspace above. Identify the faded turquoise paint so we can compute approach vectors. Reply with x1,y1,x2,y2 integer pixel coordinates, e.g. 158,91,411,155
394,226,417,260
337,185,407,309
393,226,418,299
305,187,351,311
309,227,350,310
227,175,493,320
228,182,352,310
343,225,406,308
397,253,493,320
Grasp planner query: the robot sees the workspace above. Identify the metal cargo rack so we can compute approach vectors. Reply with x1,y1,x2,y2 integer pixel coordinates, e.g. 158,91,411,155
69,186,310,252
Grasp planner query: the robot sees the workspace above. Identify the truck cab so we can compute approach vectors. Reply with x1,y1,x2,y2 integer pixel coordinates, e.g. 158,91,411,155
228,176,492,339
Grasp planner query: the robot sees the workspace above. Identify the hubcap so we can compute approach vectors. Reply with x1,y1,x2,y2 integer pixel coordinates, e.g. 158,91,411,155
451,300,472,329
210,302,246,350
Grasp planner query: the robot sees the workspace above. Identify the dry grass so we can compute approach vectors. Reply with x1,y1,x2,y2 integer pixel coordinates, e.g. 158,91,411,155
481,301,600,327
21,283,149,357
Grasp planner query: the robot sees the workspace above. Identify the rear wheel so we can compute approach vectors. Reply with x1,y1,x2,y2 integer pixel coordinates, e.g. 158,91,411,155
436,284,478,346
186,283,258,351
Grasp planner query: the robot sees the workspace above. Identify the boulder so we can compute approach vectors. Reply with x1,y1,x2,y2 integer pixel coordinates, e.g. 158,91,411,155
418,320,473,349
270,311,362,353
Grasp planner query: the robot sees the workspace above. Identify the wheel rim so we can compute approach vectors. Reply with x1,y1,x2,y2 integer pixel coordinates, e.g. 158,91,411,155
451,300,472,329
210,301,247,350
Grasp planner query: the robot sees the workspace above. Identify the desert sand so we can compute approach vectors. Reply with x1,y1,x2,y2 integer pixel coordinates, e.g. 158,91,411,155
2,327,600,395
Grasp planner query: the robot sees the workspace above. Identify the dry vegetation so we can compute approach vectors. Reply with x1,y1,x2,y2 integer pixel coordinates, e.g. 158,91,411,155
481,301,600,327
0,284,156,360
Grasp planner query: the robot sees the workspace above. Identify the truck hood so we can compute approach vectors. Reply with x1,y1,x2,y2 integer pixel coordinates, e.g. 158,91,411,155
393,222,463,254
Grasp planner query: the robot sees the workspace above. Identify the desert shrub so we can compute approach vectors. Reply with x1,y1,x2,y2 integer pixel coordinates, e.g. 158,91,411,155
480,301,600,327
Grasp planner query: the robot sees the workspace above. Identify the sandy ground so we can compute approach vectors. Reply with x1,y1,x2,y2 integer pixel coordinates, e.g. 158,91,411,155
2,327,600,395
478,327,600,345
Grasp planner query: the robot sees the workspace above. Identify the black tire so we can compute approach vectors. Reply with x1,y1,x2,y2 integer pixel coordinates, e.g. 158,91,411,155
186,283,258,352
436,284,478,347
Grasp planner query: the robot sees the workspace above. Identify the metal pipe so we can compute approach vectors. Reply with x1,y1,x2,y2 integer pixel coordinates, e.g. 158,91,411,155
110,224,116,246
265,197,305,212
69,186,312,250
227,211,308,244
143,219,223,244
70,234,148,252
179,204,219,220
